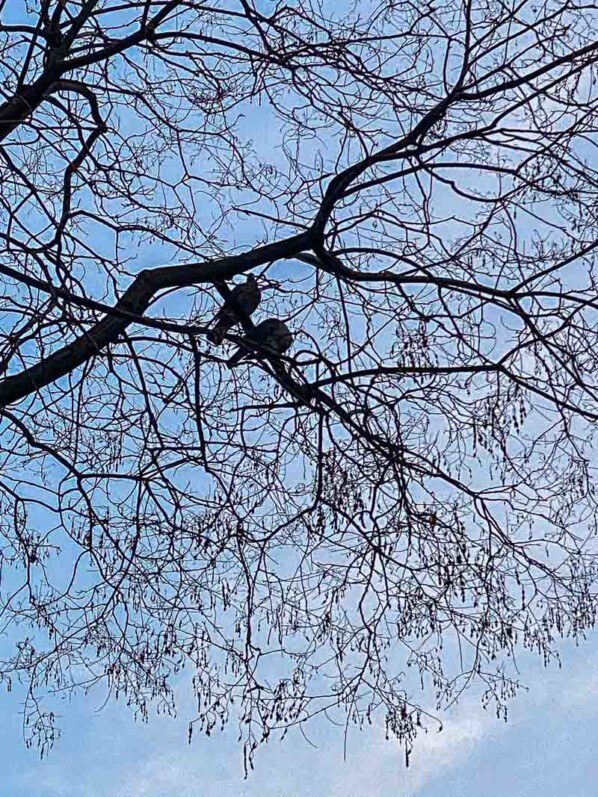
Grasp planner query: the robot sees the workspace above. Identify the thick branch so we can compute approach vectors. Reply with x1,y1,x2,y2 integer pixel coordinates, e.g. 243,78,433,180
0,232,310,407
0,0,181,143
0,73,59,142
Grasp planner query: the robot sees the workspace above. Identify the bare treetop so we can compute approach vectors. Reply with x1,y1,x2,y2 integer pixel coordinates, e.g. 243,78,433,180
0,0,596,766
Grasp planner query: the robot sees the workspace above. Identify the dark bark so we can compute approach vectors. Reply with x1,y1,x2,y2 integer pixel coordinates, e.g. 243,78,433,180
0,232,310,407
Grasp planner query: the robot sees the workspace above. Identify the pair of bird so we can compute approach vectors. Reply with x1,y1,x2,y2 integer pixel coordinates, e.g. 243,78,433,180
206,274,292,366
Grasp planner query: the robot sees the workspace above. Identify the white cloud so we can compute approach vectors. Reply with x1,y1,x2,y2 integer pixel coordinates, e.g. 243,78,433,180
113,752,205,797
324,699,499,797
8,641,598,797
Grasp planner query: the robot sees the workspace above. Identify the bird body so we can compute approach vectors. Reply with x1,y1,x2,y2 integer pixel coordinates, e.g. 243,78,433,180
227,318,293,367
207,275,261,345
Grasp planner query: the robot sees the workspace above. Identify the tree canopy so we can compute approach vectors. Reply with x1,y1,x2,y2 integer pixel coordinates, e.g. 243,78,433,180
0,0,596,766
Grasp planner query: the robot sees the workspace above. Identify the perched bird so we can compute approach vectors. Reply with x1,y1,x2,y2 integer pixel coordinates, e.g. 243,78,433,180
207,274,261,345
227,318,293,367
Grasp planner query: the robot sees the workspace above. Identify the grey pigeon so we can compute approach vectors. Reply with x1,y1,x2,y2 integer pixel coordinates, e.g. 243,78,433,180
227,318,293,367
207,274,261,345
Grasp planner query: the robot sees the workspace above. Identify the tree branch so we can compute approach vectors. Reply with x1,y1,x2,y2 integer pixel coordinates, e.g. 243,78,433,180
0,232,310,407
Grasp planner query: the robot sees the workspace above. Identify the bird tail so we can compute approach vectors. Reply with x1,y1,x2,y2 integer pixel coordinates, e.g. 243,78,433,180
227,347,246,368
207,320,228,345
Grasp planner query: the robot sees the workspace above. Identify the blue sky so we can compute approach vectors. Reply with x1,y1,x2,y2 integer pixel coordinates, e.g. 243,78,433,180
1,632,596,796
1,4,596,795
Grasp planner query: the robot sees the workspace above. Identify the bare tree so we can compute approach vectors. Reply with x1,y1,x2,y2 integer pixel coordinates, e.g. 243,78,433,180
0,0,596,767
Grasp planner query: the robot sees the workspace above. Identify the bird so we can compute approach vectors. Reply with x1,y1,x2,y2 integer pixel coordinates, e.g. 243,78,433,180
227,318,293,367
207,274,261,345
